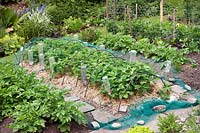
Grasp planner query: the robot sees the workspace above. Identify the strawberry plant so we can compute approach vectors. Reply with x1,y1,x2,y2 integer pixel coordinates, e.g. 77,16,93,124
93,31,190,67
29,38,156,99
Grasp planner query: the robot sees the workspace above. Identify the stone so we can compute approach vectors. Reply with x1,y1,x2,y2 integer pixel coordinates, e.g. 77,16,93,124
92,110,116,123
181,93,198,104
137,120,145,125
152,105,166,113
167,93,179,103
168,78,176,82
119,105,128,113
91,121,100,129
171,85,187,95
78,101,95,113
167,95,178,103
180,117,187,123
111,122,121,128
185,84,192,91
64,96,80,102
187,98,197,104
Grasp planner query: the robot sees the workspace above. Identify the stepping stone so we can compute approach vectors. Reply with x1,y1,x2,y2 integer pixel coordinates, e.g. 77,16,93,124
171,85,187,95
64,96,80,102
181,93,197,104
92,110,116,123
78,101,95,113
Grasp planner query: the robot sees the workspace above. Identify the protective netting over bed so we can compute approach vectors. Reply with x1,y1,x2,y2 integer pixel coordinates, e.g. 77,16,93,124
14,37,200,130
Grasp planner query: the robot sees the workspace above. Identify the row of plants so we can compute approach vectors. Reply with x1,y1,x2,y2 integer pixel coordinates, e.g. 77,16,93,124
28,38,155,99
0,62,86,132
105,20,200,51
79,28,190,68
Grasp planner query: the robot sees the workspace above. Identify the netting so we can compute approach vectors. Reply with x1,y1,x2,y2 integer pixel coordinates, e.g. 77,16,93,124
14,37,200,130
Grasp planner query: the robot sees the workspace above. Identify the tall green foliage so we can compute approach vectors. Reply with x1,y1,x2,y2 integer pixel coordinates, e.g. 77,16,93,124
15,9,54,41
0,7,18,28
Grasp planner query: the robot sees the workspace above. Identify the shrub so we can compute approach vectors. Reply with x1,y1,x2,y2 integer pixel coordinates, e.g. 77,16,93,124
0,27,7,38
0,34,24,55
0,6,18,28
79,28,98,42
157,113,183,133
15,7,54,41
63,17,84,34
124,125,154,133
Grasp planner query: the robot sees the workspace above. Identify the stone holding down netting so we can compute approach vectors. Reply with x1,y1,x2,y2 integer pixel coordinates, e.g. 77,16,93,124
14,37,200,131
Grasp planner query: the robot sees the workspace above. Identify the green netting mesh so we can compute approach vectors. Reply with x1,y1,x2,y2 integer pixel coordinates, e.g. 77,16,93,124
15,37,200,130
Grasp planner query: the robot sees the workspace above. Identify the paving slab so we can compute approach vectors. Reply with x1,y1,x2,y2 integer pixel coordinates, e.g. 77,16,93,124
171,85,187,95
91,109,117,123
78,101,95,113
64,96,80,101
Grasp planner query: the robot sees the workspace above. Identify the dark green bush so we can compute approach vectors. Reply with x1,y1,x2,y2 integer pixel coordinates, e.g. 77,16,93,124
0,7,18,28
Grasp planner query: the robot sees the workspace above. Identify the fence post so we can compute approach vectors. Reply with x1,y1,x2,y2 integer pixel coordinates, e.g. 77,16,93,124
106,0,109,19
135,3,138,19
114,0,117,20
173,8,176,39
160,0,163,24
127,6,133,36
124,4,127,21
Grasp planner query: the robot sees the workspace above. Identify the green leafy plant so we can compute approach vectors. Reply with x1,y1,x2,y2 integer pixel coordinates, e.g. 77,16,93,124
0,62,86,132
30,38,156,99
0,26,7,39
184,108,200,133
157,113,183,133
158,84,171,100
93,32,189,67
0,7,18,28
95,32,135,51
79,28,98,42
63,17,84,34
15,8,54,41
0,33,24,55
124,125,154,133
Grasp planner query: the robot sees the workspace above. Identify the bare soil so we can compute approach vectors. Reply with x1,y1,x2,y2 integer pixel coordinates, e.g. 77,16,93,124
179,53,200,90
